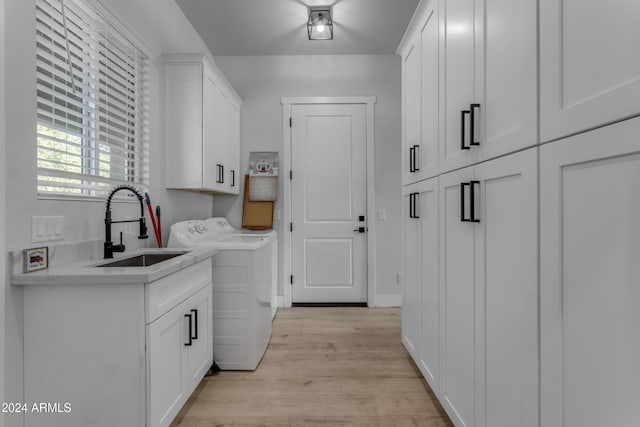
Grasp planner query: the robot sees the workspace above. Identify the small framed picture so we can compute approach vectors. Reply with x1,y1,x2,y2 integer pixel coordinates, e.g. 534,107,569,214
24,247,48,273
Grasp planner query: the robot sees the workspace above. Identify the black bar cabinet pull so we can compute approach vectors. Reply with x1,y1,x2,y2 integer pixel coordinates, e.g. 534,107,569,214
460,182,470,222
461,110,470,150
409,192,420,219
409,193,413,218
184,314,193,346
470,180,480,222
231,170,236,187
412,145,420,171
470,104,480,146
190,309,198,340
409,146,415,172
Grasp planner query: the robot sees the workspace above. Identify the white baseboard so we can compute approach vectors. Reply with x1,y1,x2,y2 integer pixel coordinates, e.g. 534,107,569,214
374,294,402,307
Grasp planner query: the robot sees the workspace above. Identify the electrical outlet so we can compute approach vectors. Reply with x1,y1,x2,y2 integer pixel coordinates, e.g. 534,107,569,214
377,209,387,221
274,209,281,221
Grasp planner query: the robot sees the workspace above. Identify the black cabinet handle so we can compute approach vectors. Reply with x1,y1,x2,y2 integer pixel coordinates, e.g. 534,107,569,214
190,309,198,340
409,146,415,172
231,170,235,187
461,110,471,150
216,164,225,184
470,180,480,222
470,104,480,146
184,314,193,346
409,193,413,218
412,145,420,172
409,192,420,219
461,181,480,223
460,182,470,222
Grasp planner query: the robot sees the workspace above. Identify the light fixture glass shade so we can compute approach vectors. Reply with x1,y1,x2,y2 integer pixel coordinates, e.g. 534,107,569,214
307,6,333,40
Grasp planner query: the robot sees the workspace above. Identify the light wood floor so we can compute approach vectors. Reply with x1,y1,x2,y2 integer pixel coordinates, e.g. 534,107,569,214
171,307,453,427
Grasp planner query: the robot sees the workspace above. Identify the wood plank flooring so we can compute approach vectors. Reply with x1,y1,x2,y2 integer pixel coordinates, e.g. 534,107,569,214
171,307,453,427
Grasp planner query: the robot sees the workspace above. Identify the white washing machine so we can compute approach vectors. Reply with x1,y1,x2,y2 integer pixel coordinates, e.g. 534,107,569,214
168,219,275,371
203,218,278,319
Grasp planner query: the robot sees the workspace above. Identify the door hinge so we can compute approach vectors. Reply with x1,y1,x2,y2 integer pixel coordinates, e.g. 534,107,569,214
290,274,294,285
289,117,292,127
290,222,293,232
289,170,293,180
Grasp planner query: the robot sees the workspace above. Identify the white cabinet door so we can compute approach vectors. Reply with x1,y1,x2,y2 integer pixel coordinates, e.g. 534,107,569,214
402,183,420,359
203,76,229,192
148,302,187,427
441,0,537,171
202,72,219,190
228,102,241,194
474,148,538,427
166,62,204,190
438,165,475,427
540,0,640,142
418,3,440,180
475,0,537,161
402,38,421,186
417,177,439,393
184,284,213,395
440,0,477,173
540,117,640,427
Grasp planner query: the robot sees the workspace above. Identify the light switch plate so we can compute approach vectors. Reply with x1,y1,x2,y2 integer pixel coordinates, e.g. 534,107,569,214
32,216,64,243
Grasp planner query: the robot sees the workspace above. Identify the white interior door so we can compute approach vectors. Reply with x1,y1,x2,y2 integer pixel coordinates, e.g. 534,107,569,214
290,103,368,303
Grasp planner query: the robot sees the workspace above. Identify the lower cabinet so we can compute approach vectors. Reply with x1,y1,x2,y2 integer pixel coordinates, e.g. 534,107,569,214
403,148,538,427
22,258,213,427
402,177,440,394
540,116,640,427
148,284,212,427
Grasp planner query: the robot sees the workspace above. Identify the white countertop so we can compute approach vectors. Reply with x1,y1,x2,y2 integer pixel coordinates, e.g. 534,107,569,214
11,247,218,286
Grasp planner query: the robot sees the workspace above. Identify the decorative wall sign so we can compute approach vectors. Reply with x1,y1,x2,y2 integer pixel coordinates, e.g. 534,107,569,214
248,152,278,201
24,247,49,273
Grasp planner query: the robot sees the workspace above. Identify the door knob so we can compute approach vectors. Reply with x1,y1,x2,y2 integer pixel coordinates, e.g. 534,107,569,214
353,227,366,233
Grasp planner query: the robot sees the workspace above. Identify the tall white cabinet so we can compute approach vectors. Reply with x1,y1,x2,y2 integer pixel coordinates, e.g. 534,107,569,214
400,1,640,426
540,116,640,427
165,54,241,195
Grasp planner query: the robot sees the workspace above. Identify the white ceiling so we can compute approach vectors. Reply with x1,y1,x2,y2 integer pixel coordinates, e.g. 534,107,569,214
175,0,421,56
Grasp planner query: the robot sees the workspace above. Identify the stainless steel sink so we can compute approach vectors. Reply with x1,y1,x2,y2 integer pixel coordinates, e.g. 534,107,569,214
96,251,190,267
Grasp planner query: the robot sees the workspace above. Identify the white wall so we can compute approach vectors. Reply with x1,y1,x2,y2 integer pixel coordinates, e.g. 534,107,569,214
0,0,6,422
2,1,216,425
213,55,403,306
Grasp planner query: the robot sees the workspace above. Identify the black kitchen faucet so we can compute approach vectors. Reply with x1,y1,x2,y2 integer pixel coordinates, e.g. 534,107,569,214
104,185,148,258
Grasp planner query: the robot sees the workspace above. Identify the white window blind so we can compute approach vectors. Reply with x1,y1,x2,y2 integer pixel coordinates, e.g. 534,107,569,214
35,0,149,199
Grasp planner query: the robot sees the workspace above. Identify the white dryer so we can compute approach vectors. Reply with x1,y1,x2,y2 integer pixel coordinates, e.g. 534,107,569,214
168,219,275,371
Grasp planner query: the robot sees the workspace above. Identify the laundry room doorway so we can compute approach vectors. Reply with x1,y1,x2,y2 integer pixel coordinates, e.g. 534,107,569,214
281,97,376,306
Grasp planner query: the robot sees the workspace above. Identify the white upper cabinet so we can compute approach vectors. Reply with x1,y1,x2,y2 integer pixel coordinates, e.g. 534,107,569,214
401,37,422,185
400,0,439,185
440,0,477,172
165,54,242,194
440,0,538,171
474,0,538,161
540,0,640,143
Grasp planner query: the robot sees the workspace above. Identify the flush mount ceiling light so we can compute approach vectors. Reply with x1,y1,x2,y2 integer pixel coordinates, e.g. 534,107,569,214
307,6,333,40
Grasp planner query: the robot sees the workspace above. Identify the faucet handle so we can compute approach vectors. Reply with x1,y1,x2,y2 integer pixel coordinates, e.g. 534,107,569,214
138,218,149,239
